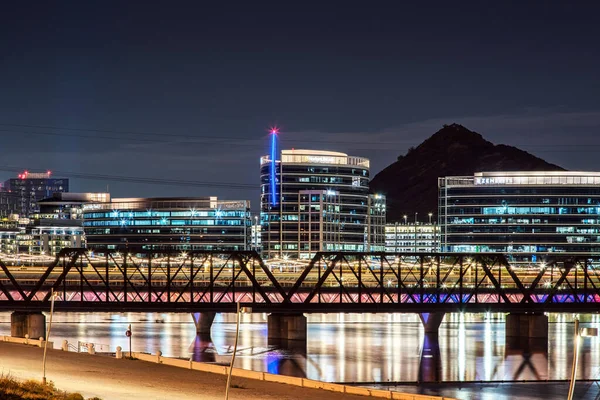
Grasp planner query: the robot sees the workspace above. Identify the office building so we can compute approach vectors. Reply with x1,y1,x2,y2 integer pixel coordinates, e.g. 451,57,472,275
35,192,110,220
0,192,21,217
83,197,251,252
385,223,440,253
260,145,385,259
368,194,387,252
0,218,84,256
251,217,262,252
21,221,85,255
439,171,600,261
2,171,69,217
0,228,19,254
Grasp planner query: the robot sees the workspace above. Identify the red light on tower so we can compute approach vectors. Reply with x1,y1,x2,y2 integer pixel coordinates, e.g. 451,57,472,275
269,127,279,135
47,170,52,177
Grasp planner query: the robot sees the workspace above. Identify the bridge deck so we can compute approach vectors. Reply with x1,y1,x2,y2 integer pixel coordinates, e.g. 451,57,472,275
1,250,599,313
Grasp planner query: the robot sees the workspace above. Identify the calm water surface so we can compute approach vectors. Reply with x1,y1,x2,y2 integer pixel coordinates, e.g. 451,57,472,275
1,312,599,399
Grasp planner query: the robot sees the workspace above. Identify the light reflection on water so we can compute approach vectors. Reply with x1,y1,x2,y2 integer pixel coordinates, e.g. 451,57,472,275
1,312,599,385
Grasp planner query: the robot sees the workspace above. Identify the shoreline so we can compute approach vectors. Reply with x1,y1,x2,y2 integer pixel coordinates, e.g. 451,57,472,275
0,341,452,400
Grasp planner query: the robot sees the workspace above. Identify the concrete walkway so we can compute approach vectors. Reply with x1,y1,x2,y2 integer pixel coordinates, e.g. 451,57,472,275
0,342,380,400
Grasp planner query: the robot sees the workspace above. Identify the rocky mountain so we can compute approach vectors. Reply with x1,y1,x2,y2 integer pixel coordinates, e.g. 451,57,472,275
369,123,564,222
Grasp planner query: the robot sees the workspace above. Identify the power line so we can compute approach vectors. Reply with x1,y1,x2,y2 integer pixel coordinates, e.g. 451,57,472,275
0,122,415,147
2,122,600,150
2,123,600,154
0,166,257,191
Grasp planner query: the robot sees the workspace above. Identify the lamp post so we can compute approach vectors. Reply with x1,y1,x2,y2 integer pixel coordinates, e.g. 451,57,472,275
42,288,57,385
225,302,252,400
428,212,433,224
567,318,598,400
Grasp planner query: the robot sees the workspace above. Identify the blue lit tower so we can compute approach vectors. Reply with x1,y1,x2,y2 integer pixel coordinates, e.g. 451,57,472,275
260,128,282,258
260,140,379,260
269,128,279,207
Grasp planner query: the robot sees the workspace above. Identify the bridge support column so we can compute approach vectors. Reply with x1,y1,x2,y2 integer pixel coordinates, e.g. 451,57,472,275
419,312,445,335
506,313,548,339
268,313,307,350
418,333,442,383
191,312,216,338
11,312,46,339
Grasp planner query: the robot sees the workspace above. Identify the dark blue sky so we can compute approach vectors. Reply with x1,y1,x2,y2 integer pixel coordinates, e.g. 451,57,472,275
1,1,600,210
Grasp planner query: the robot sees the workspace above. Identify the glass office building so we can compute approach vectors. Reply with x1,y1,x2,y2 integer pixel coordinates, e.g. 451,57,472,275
2,171,69,217
83,197,251,252
439,171,600,261
260,149,384,259
368,194,387,252
385,223,440,253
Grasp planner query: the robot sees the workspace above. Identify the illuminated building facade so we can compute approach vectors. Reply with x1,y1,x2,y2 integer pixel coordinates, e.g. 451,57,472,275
385,223,439,253
36,192,110,220
23,223,85,255
260,145,384,260
2,171,69,217
0,192,20,217
251,220,262,252
0,229,19,254
0,220,84,256
368,194,387,252
83,197,251,252
439,171,600,261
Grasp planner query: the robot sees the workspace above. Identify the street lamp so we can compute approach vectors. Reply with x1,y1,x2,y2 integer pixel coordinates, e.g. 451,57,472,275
403,215,407,225
428,212,433,224
225,302,252,400
568,318,598,400
42,288,57,385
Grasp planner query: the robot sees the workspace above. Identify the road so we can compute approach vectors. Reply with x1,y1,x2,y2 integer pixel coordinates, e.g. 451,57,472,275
0,342,392,400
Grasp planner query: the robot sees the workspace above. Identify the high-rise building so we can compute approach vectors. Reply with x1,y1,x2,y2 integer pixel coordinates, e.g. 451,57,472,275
0,191,20,218
439,171,600,261
2,171,69,217
260,144,385,260
83,197,251,253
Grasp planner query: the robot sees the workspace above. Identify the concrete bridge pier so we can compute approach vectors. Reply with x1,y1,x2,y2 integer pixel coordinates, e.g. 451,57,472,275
189,334,217,363
191,312,216,338
418,312,445,335
11,312,46,339
418,333,442,383
506,313,548,339
268,313,307,350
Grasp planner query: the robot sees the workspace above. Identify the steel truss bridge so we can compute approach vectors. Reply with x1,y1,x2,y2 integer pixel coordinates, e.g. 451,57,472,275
1,249,600,313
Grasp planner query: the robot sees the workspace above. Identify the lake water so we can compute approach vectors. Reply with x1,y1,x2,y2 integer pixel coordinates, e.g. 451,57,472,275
1,312,599,399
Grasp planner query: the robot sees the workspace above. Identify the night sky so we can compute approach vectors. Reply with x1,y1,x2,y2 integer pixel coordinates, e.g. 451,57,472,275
1,1,600,211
